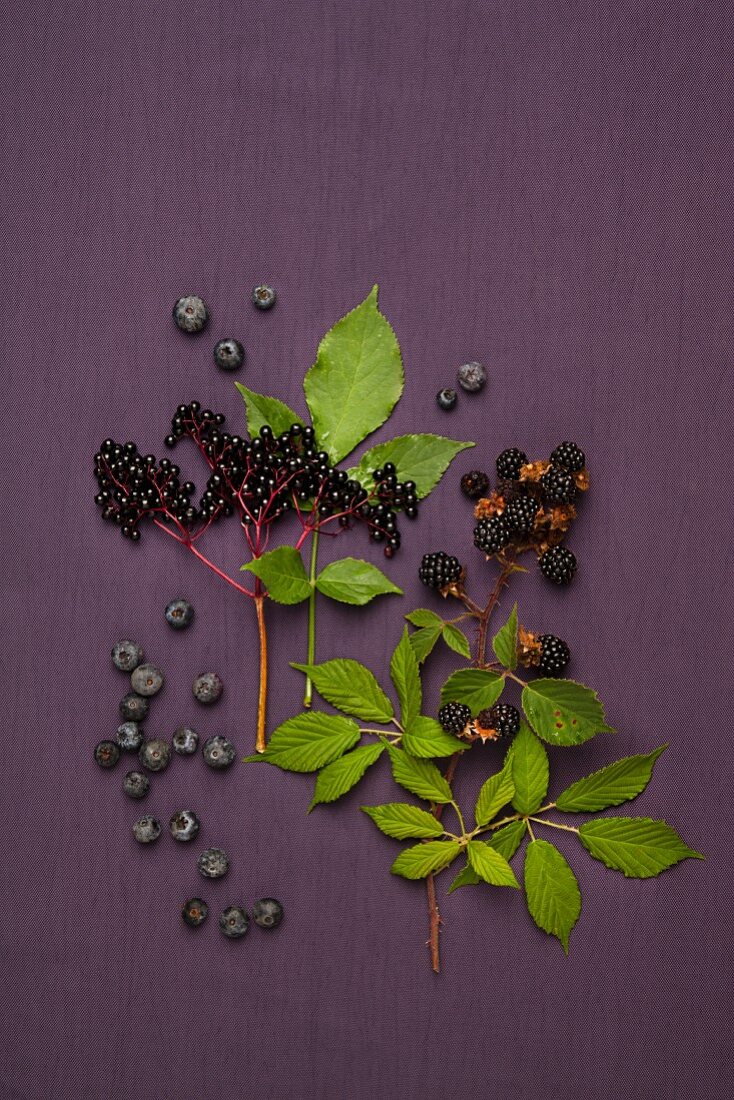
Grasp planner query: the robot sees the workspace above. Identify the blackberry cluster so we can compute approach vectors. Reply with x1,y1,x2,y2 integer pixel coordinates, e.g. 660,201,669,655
438,701,472,734
539,545,577,586
475,703,520,740
419,552,463,591
473,515,512,554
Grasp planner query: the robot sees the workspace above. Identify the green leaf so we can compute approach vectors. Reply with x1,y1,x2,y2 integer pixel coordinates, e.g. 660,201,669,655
440,668,504,714
442,623,471,659
309,743,384,809
241,546,311,605
391,840,461,880
447,864,481,893
488,820,528,861
522,678,614,746
258,712,360,772
511,721,550,814
234,383,304,437
467,840,521,888
492,602,518,669
555,746,667,813
315,557,402,605
524,839,582,953
405,608,443,628
409,625,443,663
578,818,704,878
475,760,515,826
291,659,393,723
348,433,474,498
303,285,403,463
402,715,464,759
386,745,453,804
361,802,444,839
390,628,422,731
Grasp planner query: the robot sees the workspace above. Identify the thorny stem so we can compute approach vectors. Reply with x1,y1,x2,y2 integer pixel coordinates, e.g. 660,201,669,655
303,529,320,708
255,592,268,753
426,753,460,973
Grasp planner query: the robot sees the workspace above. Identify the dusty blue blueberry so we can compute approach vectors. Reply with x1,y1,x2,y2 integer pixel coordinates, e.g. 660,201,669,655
170,809,200,842
197,848,229,879
130,663,164,697
172,726,199,755
132,816,161,844
202,735,235,770
116,721,144,751
213,338,245,372
457,361,487,393
138,738,171,773
252,285,276,310
219,906,249,938
94,740,120,769
192,672,223,705
122,770,150,799
120,693,149,722
173,294,209,333
182,898,209,927
252,898,284,929
165,598,194,630
112,640,144,672
436,388,457,411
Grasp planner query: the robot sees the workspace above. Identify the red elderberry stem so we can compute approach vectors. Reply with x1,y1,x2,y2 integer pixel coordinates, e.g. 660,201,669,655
153,518,255,599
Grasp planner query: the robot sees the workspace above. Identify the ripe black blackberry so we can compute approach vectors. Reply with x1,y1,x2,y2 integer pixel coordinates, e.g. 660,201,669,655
460,470,490,499
540,465,577,505
539,545,577,585
496,448,528,480
476,703,520,739
438,701,472,734
418,552,462,590
550,441,585,472
474,515,513,555
504,495,539,535
538,634,571,677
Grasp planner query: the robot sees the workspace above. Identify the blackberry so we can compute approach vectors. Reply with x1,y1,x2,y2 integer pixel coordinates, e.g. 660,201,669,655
138,738,171,773
119,692,149,722
539,545,577,585
252,285,276,310
112,640,144,673
436,387,457,411
165,598,194,629
438,701,471,734
132,816,161,844
457,361,487,393
130,663,164,697
213,338,245,372
473,515,513,555
504,495,539,535
460,470,490,499
116,721,144,752
418,552,462,590
94,740,120,769
172,726,199,755
173,295,209,334
170,810,200,842
182,898,209,927
219,905,249,939
197,847,229,879
496,448,527,480
550,441,585,472
252,898,284,929
540,465,577,505
202,735,236,770
538,634,571,677
193,671,223,705
482,703,520,738
123,770,150,799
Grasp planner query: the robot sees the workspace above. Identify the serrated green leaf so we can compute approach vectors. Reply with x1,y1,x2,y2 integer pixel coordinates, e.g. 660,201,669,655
348,433,474,499
440,668,504,714
386,745,453,804
442,623,471,659
555,745,667,813
291,659,393,723
522,678,614,746
511,721,550,814
241,546,311,604
234,383,304,437
309,743,384,809
409,625,443,663
475,761,515,826
578,817,704,878
361,802,444,839
390,628,421,731
258,712,360,772
405,608,444,628
402,715,464,759
391,840,461,880
467,840,521,888
315,557,402,605
524,839,581,953
303,286,403,463
492,602,518,669
447,864,481,893
488,820,528,861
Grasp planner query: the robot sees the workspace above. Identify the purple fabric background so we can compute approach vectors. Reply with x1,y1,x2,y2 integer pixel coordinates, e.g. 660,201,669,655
2,1,732,1097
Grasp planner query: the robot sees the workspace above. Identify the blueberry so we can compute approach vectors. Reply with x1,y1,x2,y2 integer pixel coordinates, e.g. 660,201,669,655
133,815,161,844
94,740,120,769
165,598,194,630
436,388,457,411
120,692,149,722
122,770,150,799
130,663,164,697
457,361,487,393
192,672,223,705
182,897,209,927
252,898,284,929
116,721,144,752
173,295,209,334
252,285,276,310
219,905,249,938
138,738,171,773
112,640,144,672
172,726,199,755
202,735,236,770
170,809,200,842
213,338,245,372
197,847,230,879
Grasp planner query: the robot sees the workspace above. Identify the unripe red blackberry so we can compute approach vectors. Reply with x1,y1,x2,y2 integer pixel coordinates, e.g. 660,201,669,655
539,545,577,585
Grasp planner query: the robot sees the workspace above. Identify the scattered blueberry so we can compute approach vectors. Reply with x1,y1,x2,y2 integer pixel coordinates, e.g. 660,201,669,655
436,388,457,411
192,671,223,705
172,726,199,755
116,721,144,752
173,295,209,334
94,740,121,769
252,898,284,929
457,361,487,393
138,738,171,773
170,810,200,842
213,338,245,372
123,770,150,799
120,692,149,722
252,285,276,310
219,905,249,938
202,735,236,770
165,598,194,630
130,663,164,697
132,816,161,844
112,640,144,672
197,848,230,879
182,897,209,927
